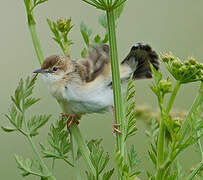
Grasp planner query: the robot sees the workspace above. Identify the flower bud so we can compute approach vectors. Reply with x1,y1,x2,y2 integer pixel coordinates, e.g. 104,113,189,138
172,60,182,68
57,18,67,32
160,79,172,94
188,58,196,65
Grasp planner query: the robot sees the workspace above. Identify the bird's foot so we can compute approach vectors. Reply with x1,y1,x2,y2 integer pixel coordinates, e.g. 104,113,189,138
111,106,122,135
62,113,80,128
112,123,122,136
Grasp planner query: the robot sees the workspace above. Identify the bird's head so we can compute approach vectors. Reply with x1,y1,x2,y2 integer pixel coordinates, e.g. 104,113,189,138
33,55,68,83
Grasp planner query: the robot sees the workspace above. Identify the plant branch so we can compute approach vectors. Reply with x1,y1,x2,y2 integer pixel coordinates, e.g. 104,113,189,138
69,129,82,180
197,131,203,160
156,81,181,180
70,123,97,177
186,161,203,180
179,82,203,144
29,24,44,64
166,81,181,114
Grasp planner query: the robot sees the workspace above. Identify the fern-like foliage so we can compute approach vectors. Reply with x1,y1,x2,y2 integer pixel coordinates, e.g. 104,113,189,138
124,76,137,141
2,75,54,179
40,117,73,167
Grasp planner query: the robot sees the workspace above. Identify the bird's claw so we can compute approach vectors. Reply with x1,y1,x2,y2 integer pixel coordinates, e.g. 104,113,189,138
61,113,80,129
112,123,122,136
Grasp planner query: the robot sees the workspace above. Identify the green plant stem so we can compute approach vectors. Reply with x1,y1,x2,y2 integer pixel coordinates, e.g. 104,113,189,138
166,81,181,114
27,136,56,180
106,9,125,180
179,82,203,144
21,91,55,180
197,131,203,160
186,84,203,179
186,161,203,180
70,123,97,177
156,81,181,180
64,35,70,57
28,24,44,65
106,9,125,155
70,130,82,180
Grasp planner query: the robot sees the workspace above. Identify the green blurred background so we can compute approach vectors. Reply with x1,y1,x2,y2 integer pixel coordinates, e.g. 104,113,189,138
1,0,203,179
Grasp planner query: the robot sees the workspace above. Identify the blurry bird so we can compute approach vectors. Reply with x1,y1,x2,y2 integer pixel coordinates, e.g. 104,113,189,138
33,43,159,131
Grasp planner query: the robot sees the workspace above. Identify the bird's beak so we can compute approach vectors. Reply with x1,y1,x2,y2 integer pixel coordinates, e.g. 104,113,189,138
33,68,46,74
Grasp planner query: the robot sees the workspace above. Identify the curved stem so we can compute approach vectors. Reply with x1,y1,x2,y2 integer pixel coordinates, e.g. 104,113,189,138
29,24,44,65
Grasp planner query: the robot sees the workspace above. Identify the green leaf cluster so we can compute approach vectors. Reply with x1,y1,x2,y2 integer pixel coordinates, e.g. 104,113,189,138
149,60,203,179
80,3,125,58
114,145,140,179
2,76,50,137
47,18,74,57
84,139,114,180
82,0,127,11
15,155,45,178
3,76,55,179
80,21,108,58
40,117,73,167
150,65,172,102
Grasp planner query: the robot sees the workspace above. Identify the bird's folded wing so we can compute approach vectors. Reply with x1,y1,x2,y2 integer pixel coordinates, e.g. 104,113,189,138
80,44,111,83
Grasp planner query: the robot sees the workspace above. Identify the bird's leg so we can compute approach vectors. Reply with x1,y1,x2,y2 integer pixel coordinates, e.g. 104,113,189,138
62,113,80,128
112,106,122,135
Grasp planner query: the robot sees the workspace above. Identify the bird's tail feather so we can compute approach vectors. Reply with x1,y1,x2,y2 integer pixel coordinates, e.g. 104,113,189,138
121,43,159,79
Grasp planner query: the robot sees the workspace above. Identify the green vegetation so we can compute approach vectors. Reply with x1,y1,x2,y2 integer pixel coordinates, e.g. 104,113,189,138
2,0,203,179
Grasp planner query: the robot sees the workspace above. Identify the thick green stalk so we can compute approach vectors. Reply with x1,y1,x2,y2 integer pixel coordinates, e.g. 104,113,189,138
106,9,125,180
70,123,97,177
156,81,181,180
106,9,125,154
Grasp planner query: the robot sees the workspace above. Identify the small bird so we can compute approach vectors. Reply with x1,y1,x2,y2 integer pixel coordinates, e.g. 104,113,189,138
33,43,159,130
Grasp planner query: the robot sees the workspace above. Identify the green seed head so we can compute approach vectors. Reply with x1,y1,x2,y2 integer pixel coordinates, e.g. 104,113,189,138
188,58,196,65
172,60,182,68
57,18,67,32
160,79,172,94
57,18,73,33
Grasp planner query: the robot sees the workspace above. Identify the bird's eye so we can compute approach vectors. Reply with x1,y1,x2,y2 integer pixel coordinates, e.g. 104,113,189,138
52,67,58,71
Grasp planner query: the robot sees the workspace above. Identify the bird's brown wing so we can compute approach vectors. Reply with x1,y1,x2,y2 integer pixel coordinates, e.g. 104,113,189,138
121,43,159,79
80,44,111,82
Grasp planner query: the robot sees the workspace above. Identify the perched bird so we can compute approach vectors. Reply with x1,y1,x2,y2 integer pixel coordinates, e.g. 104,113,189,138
33,43,159,130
